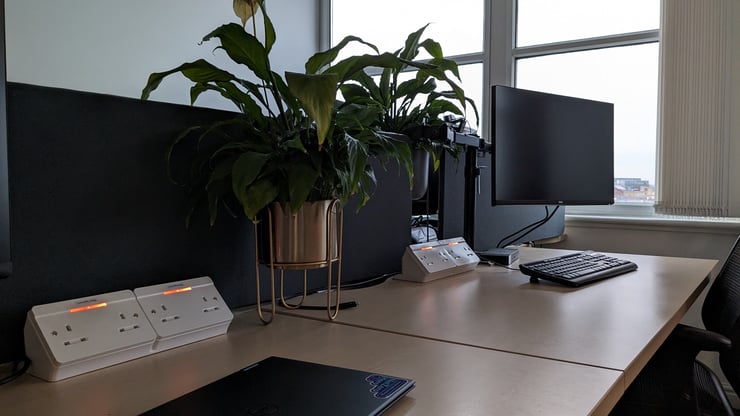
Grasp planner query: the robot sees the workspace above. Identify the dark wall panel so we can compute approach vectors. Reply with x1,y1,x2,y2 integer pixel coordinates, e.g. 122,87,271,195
0,83,410,361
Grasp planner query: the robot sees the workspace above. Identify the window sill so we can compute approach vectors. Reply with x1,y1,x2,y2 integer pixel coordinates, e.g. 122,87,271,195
565,214,740,234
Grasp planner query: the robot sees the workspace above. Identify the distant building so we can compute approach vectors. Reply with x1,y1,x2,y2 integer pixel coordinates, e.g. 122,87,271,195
614,178,655,202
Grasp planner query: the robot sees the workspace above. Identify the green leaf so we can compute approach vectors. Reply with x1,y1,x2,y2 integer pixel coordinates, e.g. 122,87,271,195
396,77,436,101
207,155,238,187
343,133,370,195
283,134,307,152
142,59,235,100
257,0,276,52
231,152,270,202
287,163,319,211
339,83,370,103
305,35,378,75
419,38,445,60
206,177,232,226
189,81,261,114
166,125,201,177
241,178,279,221
328,53,433,84
203,23,271,80
400,25,429,61
350,71,383,104
285,72,339,146
336,103,383,129
427,56,460,79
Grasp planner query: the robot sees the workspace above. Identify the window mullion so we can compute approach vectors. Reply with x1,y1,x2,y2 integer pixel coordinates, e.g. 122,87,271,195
513,29,659,59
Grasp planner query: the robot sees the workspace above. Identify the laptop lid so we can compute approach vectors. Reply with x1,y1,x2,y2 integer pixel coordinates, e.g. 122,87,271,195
142,356,415,415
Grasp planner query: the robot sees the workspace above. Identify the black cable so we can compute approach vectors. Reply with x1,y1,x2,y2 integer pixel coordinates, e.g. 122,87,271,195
0,356,31,385
506,206,559,247
326,272,397,291
282,300,359,311
497,206,560,248
496,206,550,248
279,272,398,311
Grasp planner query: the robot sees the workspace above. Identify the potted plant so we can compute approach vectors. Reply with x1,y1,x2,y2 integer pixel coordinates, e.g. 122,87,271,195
141,0,481,321
143,0,413,229
339,24,480,199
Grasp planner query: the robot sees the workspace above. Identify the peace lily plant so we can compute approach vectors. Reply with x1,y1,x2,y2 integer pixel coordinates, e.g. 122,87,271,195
142,0,475,226
340,24,479,171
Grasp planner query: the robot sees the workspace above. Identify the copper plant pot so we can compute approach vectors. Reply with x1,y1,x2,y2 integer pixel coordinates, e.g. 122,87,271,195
258,200,340,270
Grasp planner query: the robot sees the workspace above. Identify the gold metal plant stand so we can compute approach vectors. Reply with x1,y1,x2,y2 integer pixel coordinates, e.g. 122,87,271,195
254,200,343,324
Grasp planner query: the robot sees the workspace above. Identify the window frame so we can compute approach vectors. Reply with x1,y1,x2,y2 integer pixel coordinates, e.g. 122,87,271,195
506,1,660,217
323,0,662,218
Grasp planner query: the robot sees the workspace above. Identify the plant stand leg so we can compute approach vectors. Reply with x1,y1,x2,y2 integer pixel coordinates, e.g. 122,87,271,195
327,200,343,320
280,270,307,309
254,221,276,324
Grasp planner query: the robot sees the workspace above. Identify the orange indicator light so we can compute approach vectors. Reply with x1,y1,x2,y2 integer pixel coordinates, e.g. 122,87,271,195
163,286,192,296
447,241,459,246
69,302,108,313
420,246,434,251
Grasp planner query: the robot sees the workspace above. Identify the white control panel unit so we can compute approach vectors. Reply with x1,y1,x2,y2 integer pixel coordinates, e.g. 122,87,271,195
397,237,480,283
24,290,157,382
24,276,233,381
134,276,233,352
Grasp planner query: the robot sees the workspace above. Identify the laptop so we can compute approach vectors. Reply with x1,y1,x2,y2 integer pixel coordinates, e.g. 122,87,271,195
142,356,415,415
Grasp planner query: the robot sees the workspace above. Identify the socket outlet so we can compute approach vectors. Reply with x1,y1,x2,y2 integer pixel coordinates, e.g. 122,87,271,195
397,237,480,283
24,290,157,381
134,276,233,352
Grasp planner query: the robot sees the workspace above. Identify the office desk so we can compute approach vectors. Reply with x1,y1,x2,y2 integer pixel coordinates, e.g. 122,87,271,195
0,313,624,416
286,247,715,386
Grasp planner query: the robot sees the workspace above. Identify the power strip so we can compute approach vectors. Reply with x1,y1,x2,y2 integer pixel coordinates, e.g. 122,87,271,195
134,276,233,352
24,276,233,381
24,290,157,382
397,237,480,283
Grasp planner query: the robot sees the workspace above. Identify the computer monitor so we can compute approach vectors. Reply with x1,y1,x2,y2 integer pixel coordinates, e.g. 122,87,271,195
491,85,614,206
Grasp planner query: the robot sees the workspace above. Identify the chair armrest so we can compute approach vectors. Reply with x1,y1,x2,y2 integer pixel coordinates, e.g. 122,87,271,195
670,323,731,352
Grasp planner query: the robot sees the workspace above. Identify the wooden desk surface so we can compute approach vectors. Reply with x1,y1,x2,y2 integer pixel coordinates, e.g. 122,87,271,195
0,312,623,416
286,247,715,385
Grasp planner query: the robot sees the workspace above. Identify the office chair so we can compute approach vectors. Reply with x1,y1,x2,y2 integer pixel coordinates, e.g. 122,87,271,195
611,236,740,416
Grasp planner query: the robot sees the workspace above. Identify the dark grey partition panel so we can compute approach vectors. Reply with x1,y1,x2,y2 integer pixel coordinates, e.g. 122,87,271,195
0,83,410,362
0,0,11,277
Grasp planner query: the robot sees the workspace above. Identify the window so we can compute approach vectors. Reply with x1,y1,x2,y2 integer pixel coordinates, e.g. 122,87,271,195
513,0,660,208
327,0,485,130
326,0,661,213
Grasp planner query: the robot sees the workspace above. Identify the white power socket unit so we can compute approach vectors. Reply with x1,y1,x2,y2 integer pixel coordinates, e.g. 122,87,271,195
134,276,233,352
24,290,157,381
397,237,480,283
24,276,233,382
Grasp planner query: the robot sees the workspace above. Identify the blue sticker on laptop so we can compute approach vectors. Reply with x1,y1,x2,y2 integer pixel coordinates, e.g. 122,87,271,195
365,374,410,399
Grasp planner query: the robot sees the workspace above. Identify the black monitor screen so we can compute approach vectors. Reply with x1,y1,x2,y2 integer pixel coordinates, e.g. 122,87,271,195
491,85,614,206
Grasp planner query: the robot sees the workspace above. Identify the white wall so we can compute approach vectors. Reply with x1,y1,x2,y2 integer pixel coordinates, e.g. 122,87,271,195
5,0,319,111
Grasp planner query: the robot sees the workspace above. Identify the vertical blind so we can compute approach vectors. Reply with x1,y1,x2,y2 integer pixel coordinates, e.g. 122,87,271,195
654,0,734,217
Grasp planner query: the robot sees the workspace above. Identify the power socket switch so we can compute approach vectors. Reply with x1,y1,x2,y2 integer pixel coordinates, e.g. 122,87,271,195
24,290,157,381
397,237,480,283
134,276,233,352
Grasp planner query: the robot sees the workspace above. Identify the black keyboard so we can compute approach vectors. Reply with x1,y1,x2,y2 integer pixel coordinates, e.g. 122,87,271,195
519,251,638,287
